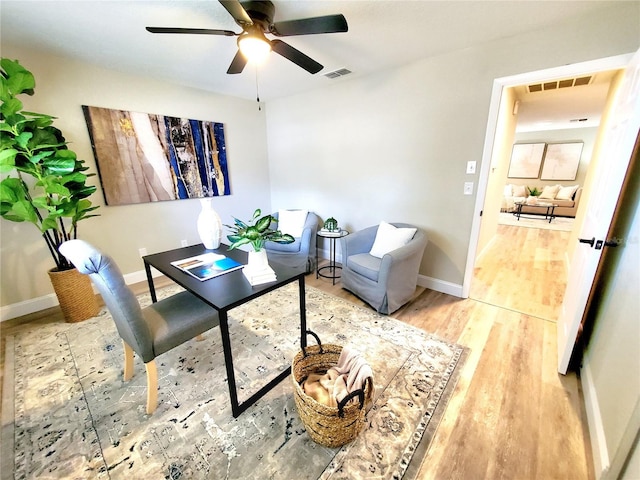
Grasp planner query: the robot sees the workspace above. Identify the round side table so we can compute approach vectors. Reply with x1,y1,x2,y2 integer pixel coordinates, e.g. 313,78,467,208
316,230,348,285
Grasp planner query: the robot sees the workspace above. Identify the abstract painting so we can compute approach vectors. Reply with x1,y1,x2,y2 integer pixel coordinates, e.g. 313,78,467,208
540,142,583,181
507,143,546,179
83,106,231,205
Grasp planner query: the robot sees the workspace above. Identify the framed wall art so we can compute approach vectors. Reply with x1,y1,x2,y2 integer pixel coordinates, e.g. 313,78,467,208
540,142,583,181
507,143,546,179
83,106,231,206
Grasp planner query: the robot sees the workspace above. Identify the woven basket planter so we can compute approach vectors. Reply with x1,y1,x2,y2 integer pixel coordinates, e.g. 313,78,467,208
48,267,99,323
292,331,373,448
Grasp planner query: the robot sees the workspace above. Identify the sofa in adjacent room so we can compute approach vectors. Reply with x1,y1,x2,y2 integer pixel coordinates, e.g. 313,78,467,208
502,184,582,218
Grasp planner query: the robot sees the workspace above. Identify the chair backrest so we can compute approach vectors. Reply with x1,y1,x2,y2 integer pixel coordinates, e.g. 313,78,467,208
59,240,153,359
271,210,319,238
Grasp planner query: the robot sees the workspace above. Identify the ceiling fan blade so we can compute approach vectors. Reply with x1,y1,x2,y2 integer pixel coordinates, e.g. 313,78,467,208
271,40,323,74
227,49,248,74
146,27,237,36
219,0,253,27
270,14,348,36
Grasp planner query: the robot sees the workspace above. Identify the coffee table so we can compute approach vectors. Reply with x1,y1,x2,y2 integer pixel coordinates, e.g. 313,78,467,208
513,201,557,223
142,244,307,417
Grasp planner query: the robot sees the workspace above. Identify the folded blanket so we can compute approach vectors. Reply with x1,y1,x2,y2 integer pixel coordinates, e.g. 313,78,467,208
302,345,374,408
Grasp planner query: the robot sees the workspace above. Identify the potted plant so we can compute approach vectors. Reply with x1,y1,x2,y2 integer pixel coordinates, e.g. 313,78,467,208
226,208,294,251
225,208,293,281
0,58,100,322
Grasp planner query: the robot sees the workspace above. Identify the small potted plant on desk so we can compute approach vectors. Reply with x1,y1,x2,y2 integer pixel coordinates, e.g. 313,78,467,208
225,208,294,285
1,58,100,322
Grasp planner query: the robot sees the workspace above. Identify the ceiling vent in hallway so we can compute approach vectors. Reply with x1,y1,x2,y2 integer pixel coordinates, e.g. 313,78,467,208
324,68,352,79
527,75,593,93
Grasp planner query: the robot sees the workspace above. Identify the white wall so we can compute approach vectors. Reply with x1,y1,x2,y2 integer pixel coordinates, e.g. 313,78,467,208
1,2,639,316
0,45,271,315
265,2,640,288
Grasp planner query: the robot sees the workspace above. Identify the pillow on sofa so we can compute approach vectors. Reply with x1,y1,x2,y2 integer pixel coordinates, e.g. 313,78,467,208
512,184,527,197
370,221,417,258
539,185,561,199
504,184,513,196
556,185,580,200
278,209,308,237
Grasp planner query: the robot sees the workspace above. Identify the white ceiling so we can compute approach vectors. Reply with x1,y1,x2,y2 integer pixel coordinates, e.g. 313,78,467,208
0,1,621,130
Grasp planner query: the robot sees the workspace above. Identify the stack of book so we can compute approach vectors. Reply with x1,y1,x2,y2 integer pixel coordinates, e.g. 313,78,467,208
319,228,344,237
242,264,277,286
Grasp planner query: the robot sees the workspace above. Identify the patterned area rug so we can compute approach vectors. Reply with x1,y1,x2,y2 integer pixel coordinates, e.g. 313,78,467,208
498,211,575,232
2,284,466,480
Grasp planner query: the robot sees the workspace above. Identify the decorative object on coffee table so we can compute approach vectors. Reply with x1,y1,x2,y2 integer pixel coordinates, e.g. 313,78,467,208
0,58,100,322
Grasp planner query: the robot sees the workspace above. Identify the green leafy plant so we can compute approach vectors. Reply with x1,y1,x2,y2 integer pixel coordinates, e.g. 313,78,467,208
225,208,294,251
0,58,99,270
528,186,541,197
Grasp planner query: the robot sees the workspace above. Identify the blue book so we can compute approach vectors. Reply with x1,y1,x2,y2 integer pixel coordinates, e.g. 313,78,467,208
171,253,243,281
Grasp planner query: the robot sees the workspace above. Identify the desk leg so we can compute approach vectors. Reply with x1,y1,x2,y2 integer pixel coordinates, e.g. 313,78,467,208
218,310,241,417
144,261,157,303
299,275,307,350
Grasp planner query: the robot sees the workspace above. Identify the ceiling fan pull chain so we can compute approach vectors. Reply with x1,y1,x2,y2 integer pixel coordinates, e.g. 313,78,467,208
255,67,261,111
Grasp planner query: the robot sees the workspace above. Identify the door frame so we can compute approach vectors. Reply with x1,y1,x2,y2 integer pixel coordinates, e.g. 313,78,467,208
462,53,634,299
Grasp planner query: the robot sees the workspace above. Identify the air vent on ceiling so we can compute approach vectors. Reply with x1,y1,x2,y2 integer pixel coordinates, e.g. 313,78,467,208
527,75,592,93
324,68,352,79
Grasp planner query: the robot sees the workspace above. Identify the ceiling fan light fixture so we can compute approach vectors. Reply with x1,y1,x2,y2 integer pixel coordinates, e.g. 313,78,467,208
238,31,271,64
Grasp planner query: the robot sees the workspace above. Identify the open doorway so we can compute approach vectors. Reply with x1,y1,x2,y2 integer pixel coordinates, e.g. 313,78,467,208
462,54,632,321
470,76,611,320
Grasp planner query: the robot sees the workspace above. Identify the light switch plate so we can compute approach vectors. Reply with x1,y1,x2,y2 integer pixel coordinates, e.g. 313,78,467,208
466,161,476,174
464,182,474,195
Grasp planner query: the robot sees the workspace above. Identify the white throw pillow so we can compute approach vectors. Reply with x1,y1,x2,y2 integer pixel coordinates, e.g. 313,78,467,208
503,184,513,196
556,185,580,200
369,221,417,258
512,185,527,197
277,209,308,237
539,185,561,200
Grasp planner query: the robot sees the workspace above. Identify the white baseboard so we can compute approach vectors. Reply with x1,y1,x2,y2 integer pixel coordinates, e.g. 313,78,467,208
1,263,462,321
418,275,464,298
0,267,164,322
0,293,60,322
581,357,610,479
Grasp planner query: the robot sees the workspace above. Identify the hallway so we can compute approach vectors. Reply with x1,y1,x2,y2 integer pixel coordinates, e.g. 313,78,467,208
470,223,571,321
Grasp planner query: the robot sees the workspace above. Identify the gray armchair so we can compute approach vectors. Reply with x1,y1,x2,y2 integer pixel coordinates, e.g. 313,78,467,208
265,211,319,273
340,223,427,315
59,239,220,414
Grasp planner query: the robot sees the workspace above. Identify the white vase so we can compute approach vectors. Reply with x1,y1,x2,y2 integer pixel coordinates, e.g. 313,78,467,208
247,249,269,271
197,198,222,250
244,248,276,285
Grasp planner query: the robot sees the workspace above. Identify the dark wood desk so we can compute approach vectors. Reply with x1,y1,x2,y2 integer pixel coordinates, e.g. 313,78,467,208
142,244,307,417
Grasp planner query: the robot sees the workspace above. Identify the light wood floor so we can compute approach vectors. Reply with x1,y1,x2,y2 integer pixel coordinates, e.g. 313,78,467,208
1,223,592,479
308,223,592,479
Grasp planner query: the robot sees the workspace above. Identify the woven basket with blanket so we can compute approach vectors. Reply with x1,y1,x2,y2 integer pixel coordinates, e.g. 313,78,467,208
292,330,374,448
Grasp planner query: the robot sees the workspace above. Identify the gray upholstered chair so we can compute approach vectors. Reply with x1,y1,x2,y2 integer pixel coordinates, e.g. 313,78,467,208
265,210,319,273
340,223,427,315
59,239,219,414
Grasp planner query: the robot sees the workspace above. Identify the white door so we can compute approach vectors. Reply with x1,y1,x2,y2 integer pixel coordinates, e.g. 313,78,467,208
557,48,640,374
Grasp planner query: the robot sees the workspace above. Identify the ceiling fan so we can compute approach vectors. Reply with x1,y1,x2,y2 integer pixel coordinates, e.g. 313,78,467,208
146,0,348,75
